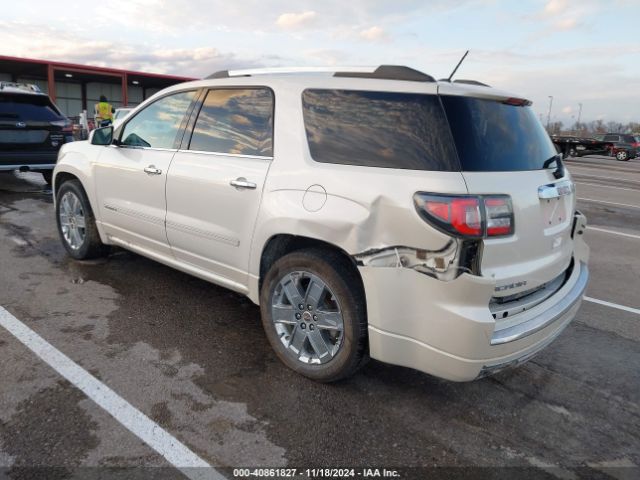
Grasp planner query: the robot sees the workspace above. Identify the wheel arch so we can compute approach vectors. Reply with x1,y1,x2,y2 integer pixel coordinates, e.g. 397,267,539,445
253,233,366,307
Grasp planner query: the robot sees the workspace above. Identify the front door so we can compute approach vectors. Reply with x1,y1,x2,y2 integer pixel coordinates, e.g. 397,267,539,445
94,90,198,257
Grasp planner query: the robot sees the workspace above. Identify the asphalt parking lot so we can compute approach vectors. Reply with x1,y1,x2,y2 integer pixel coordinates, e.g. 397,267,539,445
0,155,639,479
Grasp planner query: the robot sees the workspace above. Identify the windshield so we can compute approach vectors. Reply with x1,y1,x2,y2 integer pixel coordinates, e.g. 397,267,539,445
441,95,558,172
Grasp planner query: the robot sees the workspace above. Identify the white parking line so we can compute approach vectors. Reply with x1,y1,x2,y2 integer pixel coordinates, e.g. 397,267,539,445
584,297,640,316
571,171,640,183
576,182,638,192
588,226,640,240
0,306,224,480
577,197,640,209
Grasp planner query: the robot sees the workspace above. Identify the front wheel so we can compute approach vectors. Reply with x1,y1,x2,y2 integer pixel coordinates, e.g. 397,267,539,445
260,249,368,382
56,180,109,259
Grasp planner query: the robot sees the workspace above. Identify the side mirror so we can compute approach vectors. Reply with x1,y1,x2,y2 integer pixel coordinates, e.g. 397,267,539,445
91,126,113,146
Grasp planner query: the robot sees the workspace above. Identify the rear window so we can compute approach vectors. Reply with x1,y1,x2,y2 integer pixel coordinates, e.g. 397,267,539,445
302,89,459,171
0,93,63,122
441,95,558,172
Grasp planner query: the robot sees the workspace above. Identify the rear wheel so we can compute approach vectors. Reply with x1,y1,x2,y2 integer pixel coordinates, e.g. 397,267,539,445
260,249,368,382
56,180,109,259
616,150,629,161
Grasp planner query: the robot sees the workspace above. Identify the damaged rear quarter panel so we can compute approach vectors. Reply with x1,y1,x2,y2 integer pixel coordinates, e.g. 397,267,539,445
249,164,471,285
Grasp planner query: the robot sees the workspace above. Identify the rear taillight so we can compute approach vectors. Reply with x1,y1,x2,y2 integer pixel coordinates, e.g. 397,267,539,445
414,193,514,238
484,197,513,236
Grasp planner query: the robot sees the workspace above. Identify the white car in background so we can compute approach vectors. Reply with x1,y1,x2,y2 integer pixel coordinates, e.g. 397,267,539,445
112,107,133,128
52,65,589,383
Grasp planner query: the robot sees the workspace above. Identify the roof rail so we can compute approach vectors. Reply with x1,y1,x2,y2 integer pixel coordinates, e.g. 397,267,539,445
334,65,435,82
207,65,435,82
207,66,378,79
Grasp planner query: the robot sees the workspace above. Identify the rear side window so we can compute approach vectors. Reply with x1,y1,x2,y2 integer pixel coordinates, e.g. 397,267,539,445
441,95,558,172
302,89,459,171
0,94,63,122
603,135,619,142
188,88,274,157
622,135,635,143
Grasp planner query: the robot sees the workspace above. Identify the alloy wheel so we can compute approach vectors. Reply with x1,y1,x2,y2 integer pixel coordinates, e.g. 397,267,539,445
271,271,344,365
59,191,86,250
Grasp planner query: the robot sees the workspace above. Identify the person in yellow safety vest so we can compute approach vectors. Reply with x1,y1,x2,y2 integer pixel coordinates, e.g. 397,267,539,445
94,95,115,127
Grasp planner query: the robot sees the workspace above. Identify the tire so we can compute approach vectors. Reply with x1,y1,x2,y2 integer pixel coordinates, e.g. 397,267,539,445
41,171,53,185
260,248,368,382
55,179,109,259
616,150,629,161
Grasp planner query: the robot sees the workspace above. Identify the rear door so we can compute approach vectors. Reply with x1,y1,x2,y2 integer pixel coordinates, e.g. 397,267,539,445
0,92,65,165
165,87,274,287
440,92,575,295
94,89,198,257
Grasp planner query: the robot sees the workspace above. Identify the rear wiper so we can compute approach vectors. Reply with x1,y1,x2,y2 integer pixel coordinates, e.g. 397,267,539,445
543,154,565,179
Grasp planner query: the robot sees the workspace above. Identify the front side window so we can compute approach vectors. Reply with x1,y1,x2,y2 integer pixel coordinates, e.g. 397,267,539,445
188,88,274,157
302,89,459,171
120,90,196,149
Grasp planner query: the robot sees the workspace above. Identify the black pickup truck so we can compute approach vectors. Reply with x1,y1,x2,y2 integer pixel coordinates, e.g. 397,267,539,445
552,134,638,161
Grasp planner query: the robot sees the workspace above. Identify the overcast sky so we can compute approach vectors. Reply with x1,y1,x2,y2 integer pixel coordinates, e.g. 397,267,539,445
1,0,638,124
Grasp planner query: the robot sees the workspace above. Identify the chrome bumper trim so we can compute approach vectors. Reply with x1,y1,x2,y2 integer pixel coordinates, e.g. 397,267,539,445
490,262,588,345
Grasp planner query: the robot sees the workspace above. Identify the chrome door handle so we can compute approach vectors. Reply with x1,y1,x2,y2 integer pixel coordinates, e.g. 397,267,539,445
144,165,162,175
230,177,257,190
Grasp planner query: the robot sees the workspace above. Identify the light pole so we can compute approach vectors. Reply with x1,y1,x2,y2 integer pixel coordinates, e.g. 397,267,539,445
577,103,583,130
546,95,554,131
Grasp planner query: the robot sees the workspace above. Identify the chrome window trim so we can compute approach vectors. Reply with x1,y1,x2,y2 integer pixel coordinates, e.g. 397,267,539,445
110,145,178,153
177,149,272,160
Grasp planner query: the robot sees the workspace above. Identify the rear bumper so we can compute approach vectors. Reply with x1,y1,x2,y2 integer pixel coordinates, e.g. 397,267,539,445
360,227,590,381
0,151,58,170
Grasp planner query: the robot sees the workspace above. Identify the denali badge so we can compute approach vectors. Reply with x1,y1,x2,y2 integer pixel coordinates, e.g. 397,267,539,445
495,281,528,292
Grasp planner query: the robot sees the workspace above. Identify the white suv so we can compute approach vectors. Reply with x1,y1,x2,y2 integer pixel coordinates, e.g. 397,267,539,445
52,65,589,382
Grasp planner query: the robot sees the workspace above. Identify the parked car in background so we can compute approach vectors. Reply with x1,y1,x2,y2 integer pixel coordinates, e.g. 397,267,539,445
601,133,638,161
551,135,608,158
0,82,73,184
112,107,133,128
52,65,589,382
